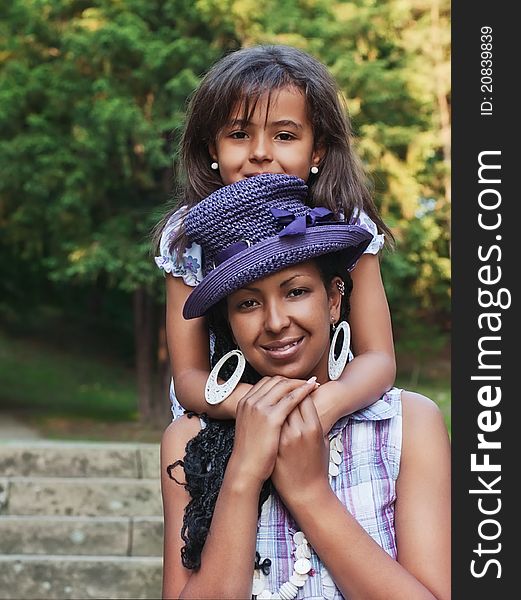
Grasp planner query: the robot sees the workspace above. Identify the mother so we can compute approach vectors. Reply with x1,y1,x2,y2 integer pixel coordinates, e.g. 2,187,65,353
160,174,451,599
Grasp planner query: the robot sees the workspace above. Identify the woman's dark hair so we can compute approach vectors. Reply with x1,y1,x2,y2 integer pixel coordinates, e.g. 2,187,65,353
167,252,353,570
154,44,393,254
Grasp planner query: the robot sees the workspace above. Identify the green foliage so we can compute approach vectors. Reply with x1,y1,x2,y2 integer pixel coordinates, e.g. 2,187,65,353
0,0,239,298
234,0,451,333
1,0,450,337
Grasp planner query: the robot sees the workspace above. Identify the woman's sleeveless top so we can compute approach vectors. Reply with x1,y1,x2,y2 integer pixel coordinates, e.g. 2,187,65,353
254,388,402,600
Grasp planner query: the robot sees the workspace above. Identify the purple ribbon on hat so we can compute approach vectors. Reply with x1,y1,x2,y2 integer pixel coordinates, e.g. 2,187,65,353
214,240,252,267
270,206,335,236
211,206,337,270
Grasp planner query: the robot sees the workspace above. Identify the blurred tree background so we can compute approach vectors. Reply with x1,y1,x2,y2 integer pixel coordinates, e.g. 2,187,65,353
0,0,450,434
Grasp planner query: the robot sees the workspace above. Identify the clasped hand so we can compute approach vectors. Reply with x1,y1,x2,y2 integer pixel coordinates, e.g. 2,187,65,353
231,376,330,500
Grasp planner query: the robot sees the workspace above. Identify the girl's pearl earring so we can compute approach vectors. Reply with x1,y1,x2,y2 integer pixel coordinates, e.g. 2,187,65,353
310,165,319,174
211,162,219,170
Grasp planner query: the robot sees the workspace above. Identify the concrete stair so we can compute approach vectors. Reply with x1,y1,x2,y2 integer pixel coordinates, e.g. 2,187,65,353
0,441,163,599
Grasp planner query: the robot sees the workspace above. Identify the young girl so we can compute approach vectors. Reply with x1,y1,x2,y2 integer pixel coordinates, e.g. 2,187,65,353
155,44,396,432
160,174,451,599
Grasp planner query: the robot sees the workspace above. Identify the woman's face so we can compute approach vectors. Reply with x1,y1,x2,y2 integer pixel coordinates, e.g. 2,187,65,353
210,87,324,185
226,261,342,383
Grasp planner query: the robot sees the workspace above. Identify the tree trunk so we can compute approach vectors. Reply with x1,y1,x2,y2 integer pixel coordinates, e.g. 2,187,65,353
154,316,172,426
133,287,171,427
133,287,154,422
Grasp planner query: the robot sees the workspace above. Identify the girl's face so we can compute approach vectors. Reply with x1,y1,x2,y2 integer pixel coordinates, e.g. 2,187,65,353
226,261,342,383
210,87,324,185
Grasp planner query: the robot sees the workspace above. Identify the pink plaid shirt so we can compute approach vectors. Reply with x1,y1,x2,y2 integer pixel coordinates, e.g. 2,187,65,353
254,388,403,599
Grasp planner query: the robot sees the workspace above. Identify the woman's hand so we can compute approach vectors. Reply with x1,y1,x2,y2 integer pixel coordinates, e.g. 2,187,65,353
271,394,330,506
228,376,320,489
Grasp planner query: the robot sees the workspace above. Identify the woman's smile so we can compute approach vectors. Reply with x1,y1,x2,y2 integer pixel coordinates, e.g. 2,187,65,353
260,336,305,360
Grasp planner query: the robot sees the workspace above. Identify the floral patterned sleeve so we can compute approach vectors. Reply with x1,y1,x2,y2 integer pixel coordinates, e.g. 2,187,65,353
154,206,203,287
155,206,211,420
348,209,385,271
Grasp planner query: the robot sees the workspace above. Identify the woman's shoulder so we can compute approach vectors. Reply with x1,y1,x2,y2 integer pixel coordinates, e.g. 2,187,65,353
161,414,203,458
401,391,446,426
400,391,450,467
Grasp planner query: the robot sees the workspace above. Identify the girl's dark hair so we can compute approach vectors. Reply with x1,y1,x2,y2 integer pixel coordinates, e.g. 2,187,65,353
168,252,353,570
154,44,393,254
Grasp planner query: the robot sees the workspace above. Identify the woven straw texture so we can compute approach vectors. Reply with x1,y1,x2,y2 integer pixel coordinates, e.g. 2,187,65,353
184,174,309,275
182,174,373,318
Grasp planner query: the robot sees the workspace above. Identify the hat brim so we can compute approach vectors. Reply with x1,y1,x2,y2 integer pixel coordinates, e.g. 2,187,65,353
183,225,373,319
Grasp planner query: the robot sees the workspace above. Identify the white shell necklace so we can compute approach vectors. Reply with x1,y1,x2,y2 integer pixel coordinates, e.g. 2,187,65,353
252,432,344,599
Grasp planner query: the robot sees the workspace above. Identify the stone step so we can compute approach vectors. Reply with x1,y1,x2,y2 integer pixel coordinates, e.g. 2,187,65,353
0,515,163,556
0,441,159,479
0,477,162,517
0,555,162,599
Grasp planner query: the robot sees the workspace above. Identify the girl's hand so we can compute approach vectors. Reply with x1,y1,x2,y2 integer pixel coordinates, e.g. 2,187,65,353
309,379,341,435
229,376,319,489
271,394,330,506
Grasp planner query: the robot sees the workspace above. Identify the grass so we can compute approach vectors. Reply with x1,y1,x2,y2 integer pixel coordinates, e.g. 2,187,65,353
0,325,450,441
0,326,166,442
0,329,137,421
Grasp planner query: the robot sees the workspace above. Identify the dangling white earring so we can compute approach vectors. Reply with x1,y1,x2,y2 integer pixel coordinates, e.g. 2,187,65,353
328,321,350,380
205,349,246,405
310,165,319,174
211,161,219,170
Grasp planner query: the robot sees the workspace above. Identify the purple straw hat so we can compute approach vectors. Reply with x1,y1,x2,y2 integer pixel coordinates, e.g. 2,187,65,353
183,173,373,319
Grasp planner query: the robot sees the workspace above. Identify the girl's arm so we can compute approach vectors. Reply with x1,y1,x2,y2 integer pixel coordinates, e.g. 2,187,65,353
165,276,252,418
161,377,319,599
313,253,396,433
272,392,451,600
